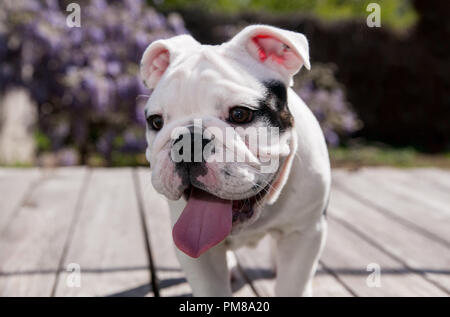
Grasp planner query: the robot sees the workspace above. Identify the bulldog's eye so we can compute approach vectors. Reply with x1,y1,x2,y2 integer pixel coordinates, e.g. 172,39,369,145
229,106,253,124
147,115,163,131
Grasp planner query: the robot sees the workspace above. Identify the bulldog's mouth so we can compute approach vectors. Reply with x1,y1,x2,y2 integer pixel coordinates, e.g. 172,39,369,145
183,187,260,223
172,185,266,258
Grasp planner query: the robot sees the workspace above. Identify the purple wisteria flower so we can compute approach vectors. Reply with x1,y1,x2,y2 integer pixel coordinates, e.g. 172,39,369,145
294,63,362,146
0,0,187,165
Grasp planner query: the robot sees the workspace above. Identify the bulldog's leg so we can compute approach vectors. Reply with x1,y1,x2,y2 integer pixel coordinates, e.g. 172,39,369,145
274,216,327,296
174,242,232,297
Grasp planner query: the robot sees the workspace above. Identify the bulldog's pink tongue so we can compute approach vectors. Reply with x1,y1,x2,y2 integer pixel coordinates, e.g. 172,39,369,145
173,188,232,258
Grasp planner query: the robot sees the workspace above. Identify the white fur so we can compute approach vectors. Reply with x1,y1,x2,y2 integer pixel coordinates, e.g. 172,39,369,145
140,25,330,296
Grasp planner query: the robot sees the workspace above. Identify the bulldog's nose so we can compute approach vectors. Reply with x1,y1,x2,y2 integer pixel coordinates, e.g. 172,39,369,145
171,128,212,164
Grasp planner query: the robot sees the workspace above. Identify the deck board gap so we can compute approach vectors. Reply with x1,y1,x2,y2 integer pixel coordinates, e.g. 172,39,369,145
328,212,450,295
318,260,358,297
50,168,91,297
234,256,261,297
333,180,450,249
132,168,160,297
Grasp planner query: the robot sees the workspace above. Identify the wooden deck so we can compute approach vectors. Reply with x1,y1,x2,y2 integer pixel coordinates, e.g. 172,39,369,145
0,167,449,297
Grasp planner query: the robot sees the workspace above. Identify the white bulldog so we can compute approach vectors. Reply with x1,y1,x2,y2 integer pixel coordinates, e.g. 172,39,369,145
140,25,330,297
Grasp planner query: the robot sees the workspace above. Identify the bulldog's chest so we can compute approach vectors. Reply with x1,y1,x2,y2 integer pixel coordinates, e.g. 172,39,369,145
224,205,287,249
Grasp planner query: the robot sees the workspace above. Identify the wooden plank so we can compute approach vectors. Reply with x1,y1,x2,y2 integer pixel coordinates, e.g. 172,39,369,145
137,168,192,297
234,235,276,297
333,168,450,246
227,250,257,297
137,168,256,297
355,168,450,215
328,184,450,293
313,264,354,297
363,168,450,209
0,167,86,296
0,168,41,232
321,217,447,296
411,168,450,194
231,270,257,297
54,168,152,297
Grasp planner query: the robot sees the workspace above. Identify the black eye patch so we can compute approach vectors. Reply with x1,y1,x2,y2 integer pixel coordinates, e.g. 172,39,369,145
253,80,293,132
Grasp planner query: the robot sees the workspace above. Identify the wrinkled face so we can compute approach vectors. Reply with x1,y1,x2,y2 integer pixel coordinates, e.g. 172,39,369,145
140,26,310,257
145,49,295,229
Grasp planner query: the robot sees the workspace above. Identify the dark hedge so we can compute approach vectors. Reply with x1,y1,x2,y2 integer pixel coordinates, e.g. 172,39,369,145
172,0,450,152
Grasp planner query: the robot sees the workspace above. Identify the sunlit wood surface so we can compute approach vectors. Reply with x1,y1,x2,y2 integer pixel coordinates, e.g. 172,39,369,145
0,167,449,297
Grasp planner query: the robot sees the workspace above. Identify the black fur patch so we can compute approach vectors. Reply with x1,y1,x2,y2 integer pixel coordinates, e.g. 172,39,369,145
254,80,293,132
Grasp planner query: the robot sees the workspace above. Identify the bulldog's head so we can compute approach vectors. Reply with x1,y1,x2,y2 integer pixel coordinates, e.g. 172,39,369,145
140,25,310,258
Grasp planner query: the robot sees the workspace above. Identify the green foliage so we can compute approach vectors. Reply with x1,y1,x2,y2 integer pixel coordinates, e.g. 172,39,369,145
313,0,417,29
330,146,450,168
152,0,417,30
111,152,148,167
34,130,51,152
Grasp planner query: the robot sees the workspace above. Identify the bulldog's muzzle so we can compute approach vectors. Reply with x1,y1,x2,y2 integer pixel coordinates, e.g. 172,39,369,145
171,127,213,165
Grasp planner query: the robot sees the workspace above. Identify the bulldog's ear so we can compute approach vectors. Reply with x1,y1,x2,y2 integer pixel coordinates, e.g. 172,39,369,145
140,35,200,89
225,25,310,85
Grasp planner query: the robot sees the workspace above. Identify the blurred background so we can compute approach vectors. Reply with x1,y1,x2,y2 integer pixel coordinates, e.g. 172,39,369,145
0,0,449,168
